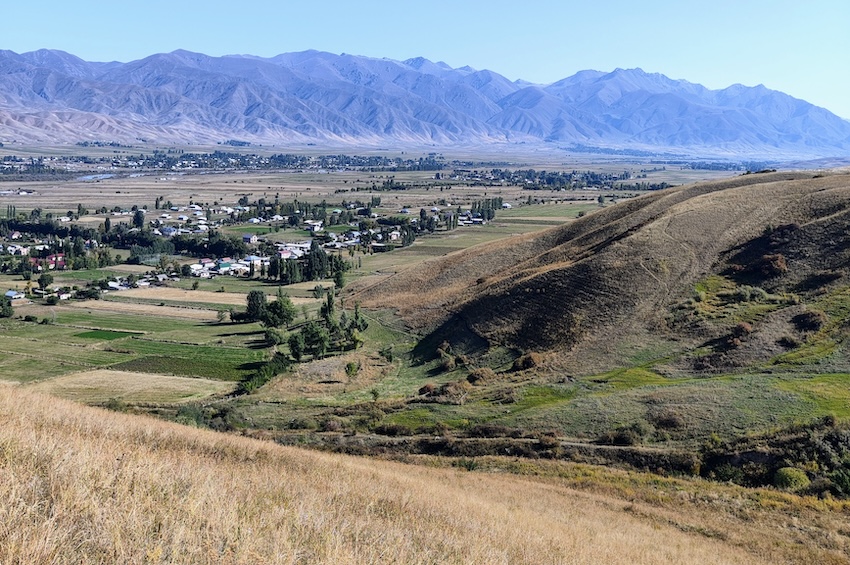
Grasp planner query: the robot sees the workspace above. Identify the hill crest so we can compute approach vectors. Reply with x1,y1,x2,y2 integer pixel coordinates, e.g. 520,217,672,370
351,170,850,373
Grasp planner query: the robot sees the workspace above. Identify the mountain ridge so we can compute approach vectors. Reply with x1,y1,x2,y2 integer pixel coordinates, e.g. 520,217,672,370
0,48,848,158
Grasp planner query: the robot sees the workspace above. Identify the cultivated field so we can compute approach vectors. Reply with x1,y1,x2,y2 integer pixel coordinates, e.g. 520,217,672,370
66,299,220,320
29,370,235,403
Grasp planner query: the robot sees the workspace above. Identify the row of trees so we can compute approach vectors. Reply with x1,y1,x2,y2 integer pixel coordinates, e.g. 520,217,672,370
288,294,368,360
237,286,367,363
265,241,349,285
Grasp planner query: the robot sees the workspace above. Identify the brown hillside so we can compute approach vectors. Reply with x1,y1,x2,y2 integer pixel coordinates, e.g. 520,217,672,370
351,171,850,369
0,387,765,564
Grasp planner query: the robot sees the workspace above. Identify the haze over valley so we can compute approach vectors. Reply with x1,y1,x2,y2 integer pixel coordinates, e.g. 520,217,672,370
1,48,849,159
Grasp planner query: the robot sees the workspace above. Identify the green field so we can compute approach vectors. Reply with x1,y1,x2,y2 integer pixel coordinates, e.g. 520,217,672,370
76,329,141,340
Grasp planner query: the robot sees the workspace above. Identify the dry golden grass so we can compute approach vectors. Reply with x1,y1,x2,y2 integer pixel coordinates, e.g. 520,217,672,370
0,387,768,564
259,352,392,400
65,299,219,320
120,287,316,306
28,370,235,403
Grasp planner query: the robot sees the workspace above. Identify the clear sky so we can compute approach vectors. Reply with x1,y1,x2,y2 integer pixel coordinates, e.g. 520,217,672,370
3,0,848,118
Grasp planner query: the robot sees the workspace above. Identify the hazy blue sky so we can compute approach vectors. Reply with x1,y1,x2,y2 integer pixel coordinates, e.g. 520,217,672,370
4,0,849,117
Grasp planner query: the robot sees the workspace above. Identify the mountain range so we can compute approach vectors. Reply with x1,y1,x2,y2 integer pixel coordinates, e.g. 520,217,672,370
0,48,848,158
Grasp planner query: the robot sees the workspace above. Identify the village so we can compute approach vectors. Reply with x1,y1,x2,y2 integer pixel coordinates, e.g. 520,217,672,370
0,192,507,303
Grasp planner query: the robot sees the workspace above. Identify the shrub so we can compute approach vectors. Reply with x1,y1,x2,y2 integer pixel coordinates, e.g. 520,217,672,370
732,322,753,339
536,432,560,449
598,421,653,446
649,409,686,430
23,315,38,323
712,463,745,484
792,310,828,332
453,457,478,471
288,417,319,430
491,387,518,404
467,367,496,385
418,382,437,396
437,380,472,404
378,345,394,362
774,467,811,491
345,361,360,379
778,335,801,349
439,351,456,372
513,352,542,371
467,423,522,438
758,254,788,277
321,418,343,432
45,295,59,305
373,423,412,436
264,328,284,346
103,398,127,412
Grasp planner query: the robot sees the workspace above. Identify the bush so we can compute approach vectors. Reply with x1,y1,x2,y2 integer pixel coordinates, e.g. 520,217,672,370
373,423,413,436
732,321,753,338
453,457,478,471
434,380,472,404
264,328,284,346
792,310,828,332
778,335,801,349
321,418,343,432
378,345,394,362
774,467,811,491
439,351,456,372
513,352,542,371
467,423,523,438
103,398,127,412
649,409,686,430
288,417,319,430
467,367,496,385
345,361,360,379
536,432,560,449
598,421,653,446
758,254,788,277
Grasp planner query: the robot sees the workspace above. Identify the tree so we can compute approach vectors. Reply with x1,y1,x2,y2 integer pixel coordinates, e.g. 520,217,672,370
353,302,368,331
304,240,329,281
301,321,329,359
245,290,267,322
268,256,281,280
261,291,297,328
334,269,345,290
288,332,305,361
133,210,145,229
320,291,335,324
0,297,13,318
37,273,53,290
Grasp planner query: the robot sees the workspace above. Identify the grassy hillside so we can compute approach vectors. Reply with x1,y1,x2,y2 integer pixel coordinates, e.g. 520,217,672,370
0,386,793,565
324,170,850,491
351,170,850,370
